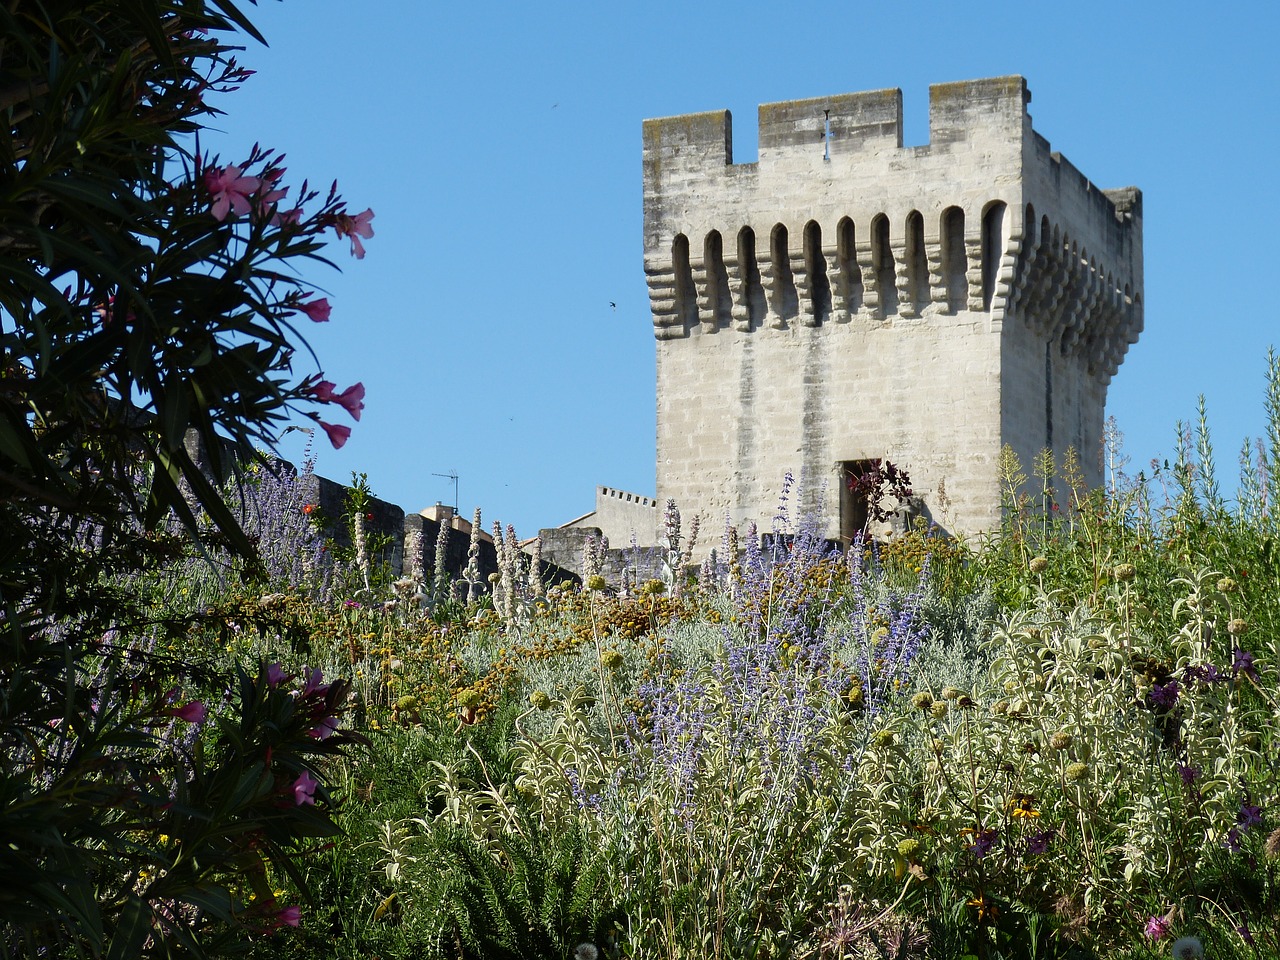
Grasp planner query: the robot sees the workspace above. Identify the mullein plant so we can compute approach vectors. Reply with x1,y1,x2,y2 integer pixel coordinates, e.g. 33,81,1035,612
432,514,451,603
580,534,609,589
528,537,546,600
658,498,699,596
488,521,536,628
461,507,484,605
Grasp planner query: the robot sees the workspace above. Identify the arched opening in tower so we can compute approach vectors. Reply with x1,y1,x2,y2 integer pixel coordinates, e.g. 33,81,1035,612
905,211,929,313
672,233,697,333
836,217,862,317
703,229,731,330
981,201,1007,312
803,220,831,325
872,214,897,316
736,226,766,330
769,223,798,324
941,206,967,312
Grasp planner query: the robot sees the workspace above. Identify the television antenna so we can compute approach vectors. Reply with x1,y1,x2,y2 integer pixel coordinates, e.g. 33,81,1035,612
432,470,459,515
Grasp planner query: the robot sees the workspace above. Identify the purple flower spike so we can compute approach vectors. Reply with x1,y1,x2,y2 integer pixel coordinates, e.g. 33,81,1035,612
1148,680,1179,710
1237,803,1263,831
1232,647,1258,680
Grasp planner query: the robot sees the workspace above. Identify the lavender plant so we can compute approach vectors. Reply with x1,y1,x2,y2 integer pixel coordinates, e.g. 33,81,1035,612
234,453,334,600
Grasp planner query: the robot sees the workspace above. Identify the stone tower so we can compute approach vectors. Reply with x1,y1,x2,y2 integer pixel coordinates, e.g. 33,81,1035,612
642,76,1142,542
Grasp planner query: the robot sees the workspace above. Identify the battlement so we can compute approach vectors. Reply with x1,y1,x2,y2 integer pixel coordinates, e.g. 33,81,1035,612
598,485,657,510
642,76,1029,182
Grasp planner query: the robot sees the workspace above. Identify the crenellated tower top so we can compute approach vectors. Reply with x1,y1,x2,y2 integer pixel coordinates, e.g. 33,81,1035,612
643,77,1143,543
643,76,1141,383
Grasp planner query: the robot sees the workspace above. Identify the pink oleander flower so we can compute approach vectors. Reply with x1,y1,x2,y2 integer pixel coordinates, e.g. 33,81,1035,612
171,701,208,724
278,905,302,927
204,164,262,221
319,420,350,449
265,663,286,688
299,297,331,323
293,770,318,806
255,168,288,218
306,378,337,402
1145,914,1171,941
273,206,303,228
334,207,374,258
308,716,340,740
333,382,364,421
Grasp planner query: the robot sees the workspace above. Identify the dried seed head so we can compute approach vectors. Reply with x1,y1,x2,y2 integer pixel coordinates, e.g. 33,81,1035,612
528,690,551,710
1264,827,1280,859
1227,618,1248,636
1065,762,1089,782
897,837,922,859
1029,556,1049,574
1112,562,1137,582
1050,731,1073,751
911,692,934,711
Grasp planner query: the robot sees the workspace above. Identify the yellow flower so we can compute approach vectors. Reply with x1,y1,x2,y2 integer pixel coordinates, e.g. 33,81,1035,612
968,895,999,921
1008,794,1039,818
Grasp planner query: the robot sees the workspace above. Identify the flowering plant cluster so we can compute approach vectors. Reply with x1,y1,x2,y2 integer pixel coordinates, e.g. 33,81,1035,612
333,455,1280,959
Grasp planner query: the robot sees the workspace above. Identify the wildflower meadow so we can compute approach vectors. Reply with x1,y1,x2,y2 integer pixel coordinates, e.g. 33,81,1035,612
3,4,1280,959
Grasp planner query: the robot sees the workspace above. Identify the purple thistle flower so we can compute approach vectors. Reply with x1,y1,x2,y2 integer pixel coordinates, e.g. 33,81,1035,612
1145,915,1171,941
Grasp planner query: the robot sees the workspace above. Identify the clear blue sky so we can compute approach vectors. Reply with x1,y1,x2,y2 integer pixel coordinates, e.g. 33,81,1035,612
208,0,1279,536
